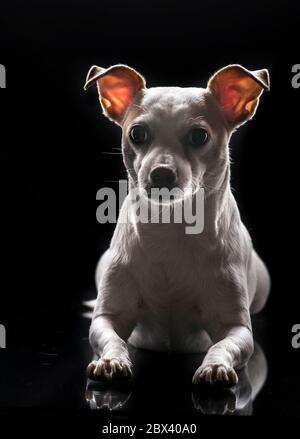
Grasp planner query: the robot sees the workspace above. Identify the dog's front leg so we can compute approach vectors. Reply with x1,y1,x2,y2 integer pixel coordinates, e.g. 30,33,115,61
86,263,138,381
193,325,254,387
86,314,135,380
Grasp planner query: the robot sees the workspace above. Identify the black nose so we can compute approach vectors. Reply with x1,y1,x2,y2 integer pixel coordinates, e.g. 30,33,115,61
149,166,177,189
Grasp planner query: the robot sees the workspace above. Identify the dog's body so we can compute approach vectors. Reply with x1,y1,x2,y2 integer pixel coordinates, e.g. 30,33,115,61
85,64,270,386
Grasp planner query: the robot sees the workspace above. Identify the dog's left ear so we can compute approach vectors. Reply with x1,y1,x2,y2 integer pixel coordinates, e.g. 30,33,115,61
84,64,146,124
208,64,270,127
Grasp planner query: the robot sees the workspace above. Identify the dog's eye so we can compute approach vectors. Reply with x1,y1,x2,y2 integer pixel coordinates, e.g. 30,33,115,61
188,127,208,147
129,125,148,145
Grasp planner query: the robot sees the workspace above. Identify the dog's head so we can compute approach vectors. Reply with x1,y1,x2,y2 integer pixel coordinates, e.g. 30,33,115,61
85,64,269,200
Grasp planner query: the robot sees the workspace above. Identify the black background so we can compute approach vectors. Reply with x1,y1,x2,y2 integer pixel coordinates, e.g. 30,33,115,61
1,0,300,429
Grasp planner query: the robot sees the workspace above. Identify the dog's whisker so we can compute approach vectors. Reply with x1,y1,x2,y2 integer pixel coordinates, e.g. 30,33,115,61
104,180,123,183
101,151,123,155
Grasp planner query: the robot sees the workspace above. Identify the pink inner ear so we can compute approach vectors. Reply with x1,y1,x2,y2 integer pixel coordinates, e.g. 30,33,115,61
221,84,241,111
220,80,256,121
100,74,137,119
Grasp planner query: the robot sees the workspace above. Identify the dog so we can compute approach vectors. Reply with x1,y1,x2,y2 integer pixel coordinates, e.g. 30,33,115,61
84,63,270,386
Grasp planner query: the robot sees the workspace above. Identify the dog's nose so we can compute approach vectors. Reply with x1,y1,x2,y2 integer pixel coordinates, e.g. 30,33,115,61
149,166,177,189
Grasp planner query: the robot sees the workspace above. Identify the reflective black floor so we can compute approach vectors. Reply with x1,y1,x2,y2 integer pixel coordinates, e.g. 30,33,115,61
1,289,300,418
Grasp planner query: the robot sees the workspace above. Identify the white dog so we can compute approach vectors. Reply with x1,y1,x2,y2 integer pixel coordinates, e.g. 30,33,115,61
84,64,270,386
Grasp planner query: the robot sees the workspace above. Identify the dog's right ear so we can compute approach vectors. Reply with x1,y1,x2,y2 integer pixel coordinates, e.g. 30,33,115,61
84,64,146,125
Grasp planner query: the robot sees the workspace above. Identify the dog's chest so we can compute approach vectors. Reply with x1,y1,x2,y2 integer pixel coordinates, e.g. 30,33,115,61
133,226,221,309
129,234,220,352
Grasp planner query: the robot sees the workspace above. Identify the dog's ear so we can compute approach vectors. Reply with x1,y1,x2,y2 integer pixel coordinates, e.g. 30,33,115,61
84,64,146,124
208,64,270,127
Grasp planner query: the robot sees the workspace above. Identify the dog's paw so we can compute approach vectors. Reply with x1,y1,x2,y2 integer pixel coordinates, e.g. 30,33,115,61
192,364,238,387
86,358,132,381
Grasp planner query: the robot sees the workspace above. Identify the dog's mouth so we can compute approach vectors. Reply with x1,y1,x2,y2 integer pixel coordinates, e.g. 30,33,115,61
144,185,184,204
138,180,200,205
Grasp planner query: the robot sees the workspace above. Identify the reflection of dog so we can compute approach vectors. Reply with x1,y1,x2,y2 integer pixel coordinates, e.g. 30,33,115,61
84,64,270,386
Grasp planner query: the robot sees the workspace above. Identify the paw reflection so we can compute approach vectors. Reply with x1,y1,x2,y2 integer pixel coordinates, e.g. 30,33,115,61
85,383,132,410
192,387,237,415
